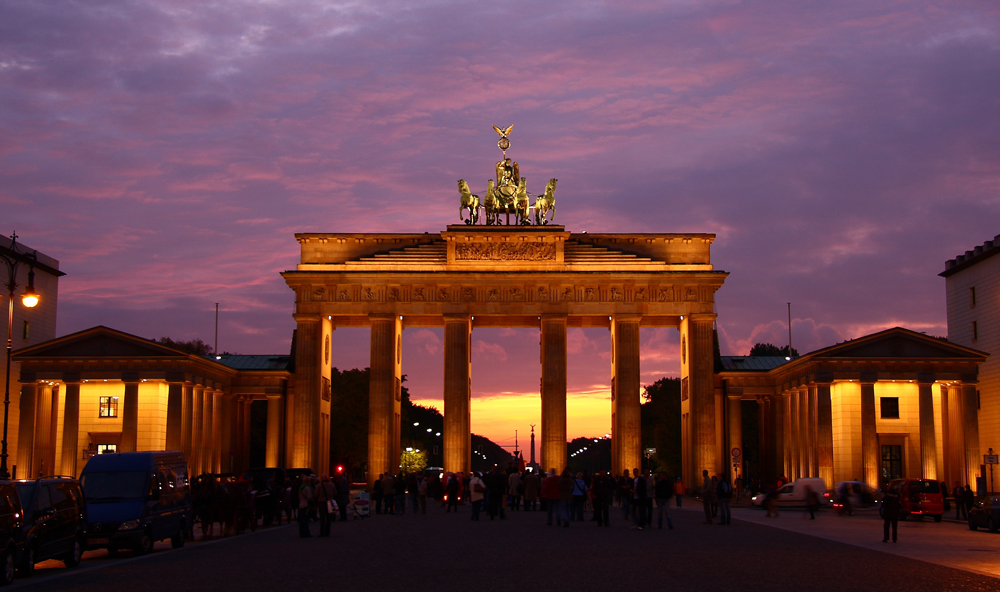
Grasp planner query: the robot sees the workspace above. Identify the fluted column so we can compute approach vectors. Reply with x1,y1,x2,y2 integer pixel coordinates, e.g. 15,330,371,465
60,376,81,477
15,381,38,479
771,395,785,484
860,378,879,489
961,381,981,488
727,395,742,478
683,313,716,480
266,396,282,467
180,384,194,465
166,382,183,451
219,395,233,473
292,314,322,470
541,315,567,473
917,378,938,480
201,386,214,473
808,385,818,478
612,315,641,476
758,397,773,484
789,390,800,480
212,390,223,473
191,386,204,475
940,385,951,486
120,379,140,454
443,315,471,478
798,388,809,478
369,314,402,484
816,382,833,485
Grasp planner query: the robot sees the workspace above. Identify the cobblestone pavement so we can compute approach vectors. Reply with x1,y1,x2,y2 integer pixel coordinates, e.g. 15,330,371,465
10,501,999,592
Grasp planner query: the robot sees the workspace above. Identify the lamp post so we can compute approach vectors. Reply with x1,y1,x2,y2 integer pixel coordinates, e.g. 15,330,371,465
1,232,40,480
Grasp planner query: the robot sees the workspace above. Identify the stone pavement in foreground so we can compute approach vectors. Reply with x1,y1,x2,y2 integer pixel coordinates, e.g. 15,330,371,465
682,504,1000,579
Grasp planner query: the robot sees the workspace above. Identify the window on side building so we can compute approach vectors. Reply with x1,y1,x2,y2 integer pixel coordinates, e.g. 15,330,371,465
973,321,978,341
970,286,976,307
880,397,900,419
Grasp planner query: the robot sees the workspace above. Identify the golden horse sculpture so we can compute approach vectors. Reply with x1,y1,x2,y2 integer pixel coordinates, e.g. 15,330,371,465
457,179,480,225
533,178,558,225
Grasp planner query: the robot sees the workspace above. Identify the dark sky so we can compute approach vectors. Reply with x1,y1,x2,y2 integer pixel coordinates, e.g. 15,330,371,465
3,0,998,443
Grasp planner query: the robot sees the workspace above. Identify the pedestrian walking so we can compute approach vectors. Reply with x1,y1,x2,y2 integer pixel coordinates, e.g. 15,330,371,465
654,473,674,530
314,474,337,536
674,477,684,507
508,470,523,511
542,469,561,525
445,472,460,512
700,470,714,524
487,466,507,520
523,470,540,511
418,475,428,515
882,487,901,543
469,472,486,521
717,474,732,525
572,472,588,521
298,475,314,538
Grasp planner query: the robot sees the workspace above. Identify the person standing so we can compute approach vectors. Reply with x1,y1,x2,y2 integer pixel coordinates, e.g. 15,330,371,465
654,473,674,530
469,472,486,521
394,473,407,515
558,469,574,527
882,487,901,543
717,474,732,525
523,470,540,511
633,469,648,530
619,470,633,520
337,472,350,522
644,470,655,527
298,476,314,538
381,473,395,515
542,469,561,525
314,474,337,536
962,485,975,521
445,473,460,512
572,472,588,521
418,475,428,515
592,471,611,527
734,475,744,503
674,477,685,507
487,466,507,520
508,470,523,511
373,473,383,515
700,470,714,524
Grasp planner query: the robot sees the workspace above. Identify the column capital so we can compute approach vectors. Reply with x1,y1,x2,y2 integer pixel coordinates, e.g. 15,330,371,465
292,313,322,324
121,372,141,384
612,314,642,323
443,313,471,323
61,372,81,384
859,372,878,384
687,313,717,323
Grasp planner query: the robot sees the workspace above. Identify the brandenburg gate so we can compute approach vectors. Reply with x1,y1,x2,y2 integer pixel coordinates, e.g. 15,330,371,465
282,126,728,485
282,226,727,484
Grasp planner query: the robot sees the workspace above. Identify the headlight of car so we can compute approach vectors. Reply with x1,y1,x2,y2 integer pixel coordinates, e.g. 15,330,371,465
118,520,141,530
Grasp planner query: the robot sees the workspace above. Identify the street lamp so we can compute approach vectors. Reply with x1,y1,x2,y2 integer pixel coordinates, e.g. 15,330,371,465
1,233,40,480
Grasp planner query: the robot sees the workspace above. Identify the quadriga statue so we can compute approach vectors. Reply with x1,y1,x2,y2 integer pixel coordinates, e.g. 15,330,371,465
534,178,557,225
458,179,480,225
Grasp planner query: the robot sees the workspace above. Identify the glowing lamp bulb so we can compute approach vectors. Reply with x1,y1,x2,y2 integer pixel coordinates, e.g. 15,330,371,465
21,293,39,308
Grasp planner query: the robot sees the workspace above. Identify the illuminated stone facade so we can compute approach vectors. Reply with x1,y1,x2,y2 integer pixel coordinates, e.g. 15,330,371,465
942,235,1000,490
11,327,290,478
282,225,728,486
717,328,987,489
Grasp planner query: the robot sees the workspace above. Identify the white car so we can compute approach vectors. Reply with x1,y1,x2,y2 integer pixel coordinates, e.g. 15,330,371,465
752,478,830,508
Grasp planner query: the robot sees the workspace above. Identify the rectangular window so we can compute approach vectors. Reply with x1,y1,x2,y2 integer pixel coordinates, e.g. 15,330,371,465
880,397,900,419
21,321,28,341
881,445,903,485
99,396,119,418
971,286,977,307
96,444,117,455
973,321,978,341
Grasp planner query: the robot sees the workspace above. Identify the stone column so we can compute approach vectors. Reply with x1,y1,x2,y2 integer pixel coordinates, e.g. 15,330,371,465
191,386,204,475
369,314,402,484
541,315,568,473
940,385,951,486
727,395,742,478
798,388,809,478
612,315,641,476
166,382,184,451
180,384,194,466
212,390,223,473
961,381,981,487
266,396,282,468
201,387,214,473
292,314,322,470
917,378,938,480
808,385,818,478
240,398,252,474
771,395,785,483
789,390,799,480
60,376,81,477
120,379,140,454
46,386,58,476
219,395,233,473
949,386,966,486
685,313,717,480
758,397,773,484
860,377,879,489
816,382,834,486
15,381,37,479
32,384,53,477
443,315,471,478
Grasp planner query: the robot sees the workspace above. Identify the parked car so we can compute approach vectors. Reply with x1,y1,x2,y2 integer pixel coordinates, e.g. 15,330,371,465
3,477,87,578
0,483,21,585
80,451,191,555
883,479,944,522
968,496,1000,532
752,478,829,508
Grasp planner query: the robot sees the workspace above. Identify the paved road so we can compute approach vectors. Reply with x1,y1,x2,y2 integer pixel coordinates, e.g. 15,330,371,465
11,502,999,592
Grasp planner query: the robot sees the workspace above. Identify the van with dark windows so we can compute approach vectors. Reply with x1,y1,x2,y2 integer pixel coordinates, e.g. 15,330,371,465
0,476,87,580
80,451,191,555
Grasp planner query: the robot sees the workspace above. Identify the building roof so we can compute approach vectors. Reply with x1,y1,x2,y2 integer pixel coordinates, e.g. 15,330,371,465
718,356,789,371
940,234,1000,277
210,355,291,371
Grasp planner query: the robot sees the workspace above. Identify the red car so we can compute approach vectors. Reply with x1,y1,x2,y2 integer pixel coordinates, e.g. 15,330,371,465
884,479,944,522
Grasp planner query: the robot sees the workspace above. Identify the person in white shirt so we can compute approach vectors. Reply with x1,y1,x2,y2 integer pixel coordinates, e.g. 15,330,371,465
468,472,486,521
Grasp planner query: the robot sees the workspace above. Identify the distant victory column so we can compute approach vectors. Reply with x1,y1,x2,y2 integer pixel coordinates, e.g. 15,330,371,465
530,424,536,465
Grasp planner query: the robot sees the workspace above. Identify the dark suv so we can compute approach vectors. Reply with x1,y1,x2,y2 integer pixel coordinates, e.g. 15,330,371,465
5,477,86,579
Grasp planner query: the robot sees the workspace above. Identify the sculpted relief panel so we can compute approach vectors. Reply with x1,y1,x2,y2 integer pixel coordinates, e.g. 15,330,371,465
455,242,556,261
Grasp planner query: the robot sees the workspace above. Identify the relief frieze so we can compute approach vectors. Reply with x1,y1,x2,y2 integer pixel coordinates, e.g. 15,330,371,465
455,242,556,261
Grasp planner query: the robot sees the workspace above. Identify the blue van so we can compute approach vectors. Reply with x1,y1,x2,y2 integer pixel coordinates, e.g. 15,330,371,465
80,451,191,555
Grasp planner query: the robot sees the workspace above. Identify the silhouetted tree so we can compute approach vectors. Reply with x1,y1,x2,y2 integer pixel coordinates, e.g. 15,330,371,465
641,377,682,477
157,336,213,356
749,343,799,357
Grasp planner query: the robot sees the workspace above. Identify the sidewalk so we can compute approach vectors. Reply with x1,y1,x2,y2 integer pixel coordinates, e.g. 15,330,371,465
679,504,1000,579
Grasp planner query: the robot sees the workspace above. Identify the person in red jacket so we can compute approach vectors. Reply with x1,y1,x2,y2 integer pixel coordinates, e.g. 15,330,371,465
541,469,561,526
